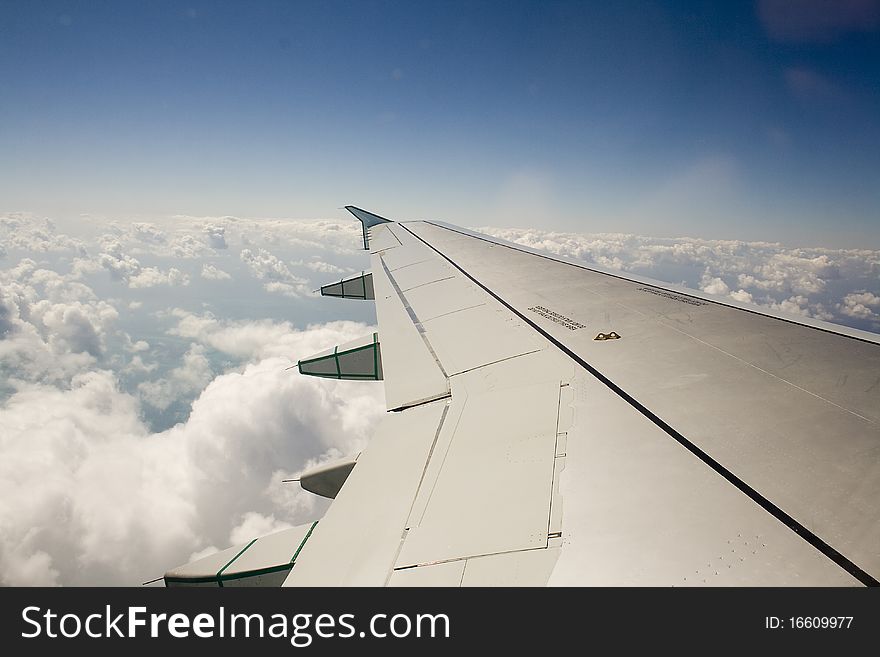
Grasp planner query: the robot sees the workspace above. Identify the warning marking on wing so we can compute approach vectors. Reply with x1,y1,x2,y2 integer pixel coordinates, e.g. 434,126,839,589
527,306,586,330
636,287,709,306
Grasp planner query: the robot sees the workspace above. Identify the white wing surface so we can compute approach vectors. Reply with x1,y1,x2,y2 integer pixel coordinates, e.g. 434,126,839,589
284,210,880,587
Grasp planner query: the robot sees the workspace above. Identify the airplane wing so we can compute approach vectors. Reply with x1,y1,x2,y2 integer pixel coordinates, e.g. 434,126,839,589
166,208,880,587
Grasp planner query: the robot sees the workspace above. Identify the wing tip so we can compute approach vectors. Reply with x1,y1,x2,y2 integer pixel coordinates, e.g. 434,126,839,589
345,206,394,250
344,206,394,224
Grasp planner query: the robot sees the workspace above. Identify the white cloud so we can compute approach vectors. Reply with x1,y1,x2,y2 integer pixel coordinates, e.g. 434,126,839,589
229,512,293,546
0,212,385,585
124,354,158,374
764,294,812,317
131,222,167,245
204,225,228,250
842,291,880,308
128,266,190,289
0,322,385,586
0,213,88,255
170,215,362,256
263,281,305,297
240,248,310,297
98,248,141,281
699,273,730,296
70,257,104,279
200,263,232,280
169,234,211,259
103,221,212,259
32,300,117,357
729,289,754,304
0,260,122,384
167,308,372,363
129,339,149,352
838,291,880,321
138,343,214,410
97,238,190,288
291,258,348,274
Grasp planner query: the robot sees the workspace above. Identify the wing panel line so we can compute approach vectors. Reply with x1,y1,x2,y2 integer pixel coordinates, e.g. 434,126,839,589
385,401,453,585
401,222,878,587
380,254,450,381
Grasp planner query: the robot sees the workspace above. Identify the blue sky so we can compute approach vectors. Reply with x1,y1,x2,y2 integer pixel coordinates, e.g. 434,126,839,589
2,0,879,246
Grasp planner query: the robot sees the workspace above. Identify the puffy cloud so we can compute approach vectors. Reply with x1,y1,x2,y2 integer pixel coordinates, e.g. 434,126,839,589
0,322,385,586
138,344,214,410
70,257,104,279
844,291,880,307
240,248,310,297
0,371,151,585
0,213,88,255
105,221,212,259
764,294,812,317
0,260,121,384
0,212,386,585
128,266,190,288
204,225,228,249
729,289,754,304
124,354,158,375
699,274,730,296
171,215,362,256
170,234,212,259
838,291,880,321
131,222,167,245
31,300,116,357
200,263,232,280
741,253,839,295
262,281,304,297
96,234,191,288
292,258,348,274
229,512,293,546
97,242,141,281
7,213,369,300
167,308,371,363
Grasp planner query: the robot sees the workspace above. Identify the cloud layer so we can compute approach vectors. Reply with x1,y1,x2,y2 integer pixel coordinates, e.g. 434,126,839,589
0,212,382,585
0,331,385,585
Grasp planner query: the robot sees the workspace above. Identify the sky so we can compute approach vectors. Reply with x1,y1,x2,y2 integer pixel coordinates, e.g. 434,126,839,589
1,2,880,586
1,0,879,247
